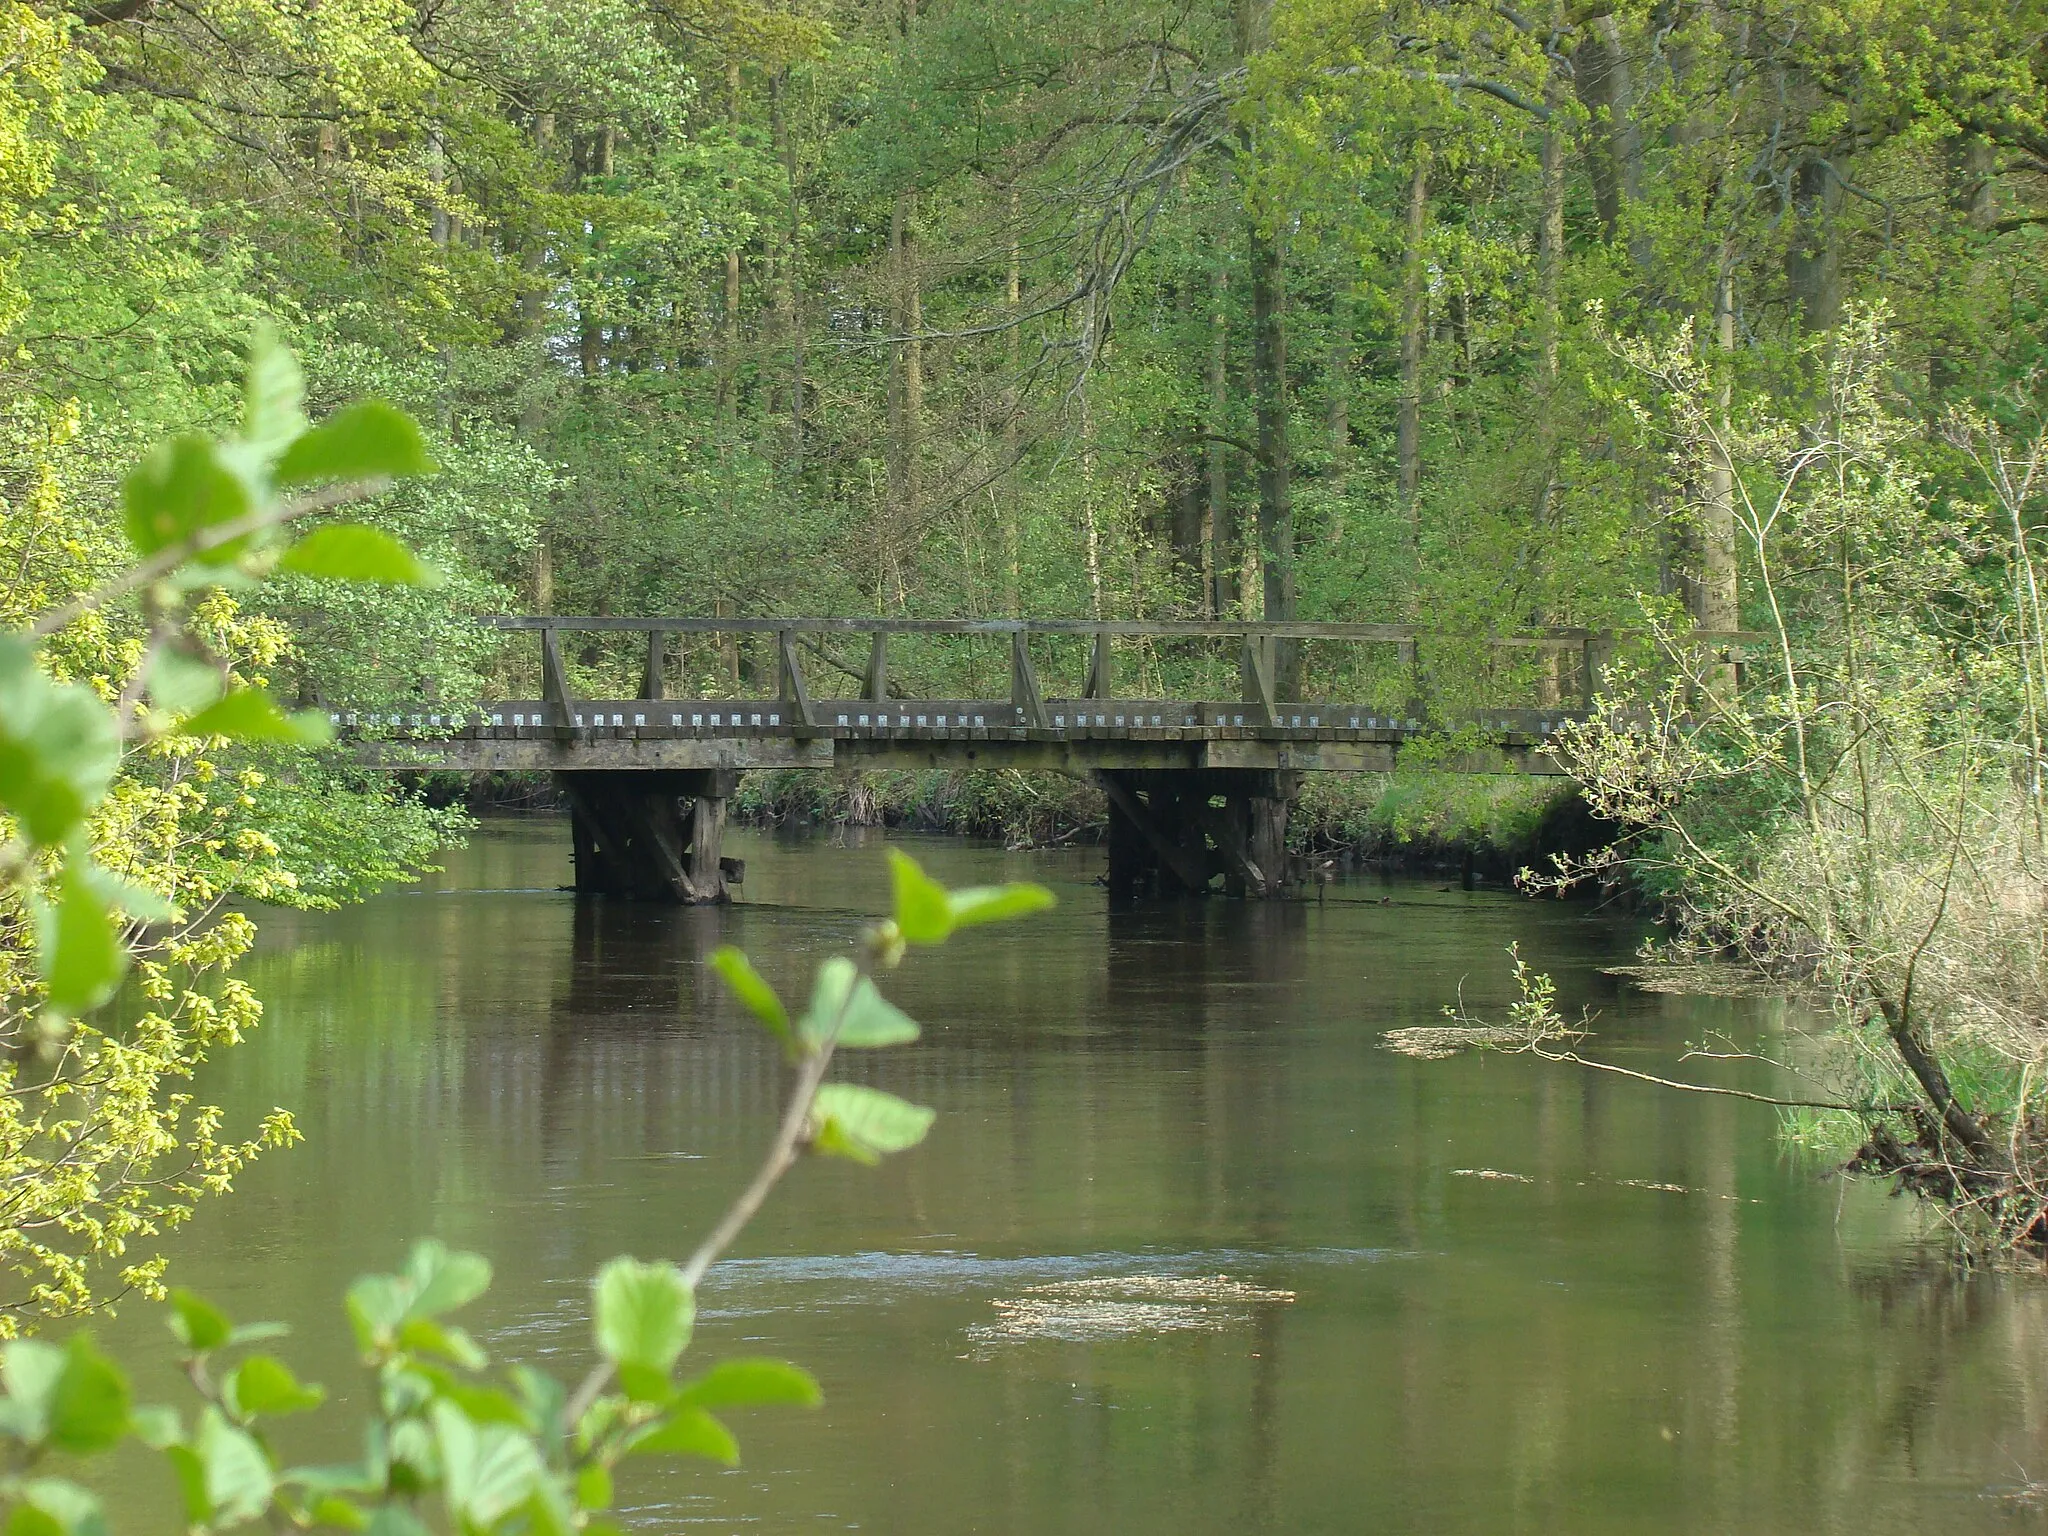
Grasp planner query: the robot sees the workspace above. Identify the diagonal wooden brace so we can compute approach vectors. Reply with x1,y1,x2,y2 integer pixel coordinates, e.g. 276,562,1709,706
1011,630,1049,729
778,629,817,728
1098,774,1213,892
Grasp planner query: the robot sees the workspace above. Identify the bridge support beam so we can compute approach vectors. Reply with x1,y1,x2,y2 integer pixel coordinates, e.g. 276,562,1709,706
1098,769,1299,902
558,770,741,903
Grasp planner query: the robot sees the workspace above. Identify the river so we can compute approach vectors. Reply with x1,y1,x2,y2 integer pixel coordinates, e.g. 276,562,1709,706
98,821,2048,1534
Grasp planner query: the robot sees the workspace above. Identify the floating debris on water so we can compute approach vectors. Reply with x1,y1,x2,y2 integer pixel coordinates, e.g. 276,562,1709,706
1601,963,1789,998
1446,1170,1761,1203
1025,1274,1297,1304
1381,1025,1531,1059
966,1273,1295,1345
969,1298,1227,1343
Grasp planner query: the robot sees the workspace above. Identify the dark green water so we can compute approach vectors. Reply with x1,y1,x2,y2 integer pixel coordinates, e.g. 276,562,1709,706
99,822,2048,1533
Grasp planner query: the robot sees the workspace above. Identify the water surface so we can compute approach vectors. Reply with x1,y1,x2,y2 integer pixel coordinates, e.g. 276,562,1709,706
102,822,2048,1534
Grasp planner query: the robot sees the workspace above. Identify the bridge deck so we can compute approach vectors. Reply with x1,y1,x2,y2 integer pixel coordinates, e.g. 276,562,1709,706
352,697,1578,774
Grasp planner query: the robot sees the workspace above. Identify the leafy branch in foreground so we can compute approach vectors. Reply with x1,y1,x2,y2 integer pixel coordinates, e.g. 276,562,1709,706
0,331,441,1328
0,850,1052,1536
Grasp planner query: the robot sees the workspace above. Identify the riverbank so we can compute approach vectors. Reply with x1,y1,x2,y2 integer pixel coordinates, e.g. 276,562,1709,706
446,768,1605,884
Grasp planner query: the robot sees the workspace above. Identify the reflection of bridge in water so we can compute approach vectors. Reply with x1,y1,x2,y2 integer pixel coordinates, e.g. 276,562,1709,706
358,617,1743,904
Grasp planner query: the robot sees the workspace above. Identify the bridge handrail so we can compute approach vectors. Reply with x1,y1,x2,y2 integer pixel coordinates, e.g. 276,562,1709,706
484,615,1763,648
487,615,1763,733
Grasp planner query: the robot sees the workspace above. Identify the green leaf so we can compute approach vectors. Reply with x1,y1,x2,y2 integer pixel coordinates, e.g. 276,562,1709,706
887,848,954,943
164,1294,231,1351
403,1241,493,1318
361,1504,430,1536
307,1496,366,1530
192,1406,275,1525
431,1403,542,1530
175,689,334,747
394,1317,486,1371
796,958,919,1050
524,1480,578,1536
593,1259,693,1377
45,1337,129,1455
224,1356,324,1418
574,1464,612,1511
163,1445,209,1525
240,329,308,462
6,1480,105,1536
129,1404,182,1450
277,525,443,587
5,1498,66,1536
945,882,1056,928
709,946,789,1044
274,402,433,487
622,1407,738,1464
121,435,254,563
35,859,124,1022
615,1362,672,1405
280,1463,381,1497
76,860,173,926
508,1366,565,1443
0,1341,65,1444
674,1358,821,1412
0,638,122,848
146,647,225,715
808,1084,935,1166
344,1274,405,1355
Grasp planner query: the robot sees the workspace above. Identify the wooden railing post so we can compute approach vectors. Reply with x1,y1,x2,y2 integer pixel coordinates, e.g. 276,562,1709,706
1011,629,1049,729
639,628,666,701
1239,633,1276,725
777,629,816,728
1582,633,1612,712
863,632,889,702
1086,628,1113,700
541,625,573,726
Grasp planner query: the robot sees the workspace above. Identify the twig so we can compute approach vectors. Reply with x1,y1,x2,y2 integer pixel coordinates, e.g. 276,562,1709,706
560,944,867,1429
1527,1045,1873,1111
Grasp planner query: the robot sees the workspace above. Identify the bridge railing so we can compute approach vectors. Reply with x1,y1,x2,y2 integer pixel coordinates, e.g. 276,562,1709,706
477,616,1756,734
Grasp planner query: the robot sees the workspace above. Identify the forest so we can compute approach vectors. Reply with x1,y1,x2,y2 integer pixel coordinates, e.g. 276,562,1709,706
5,0,2048,1508
6,0,2040,694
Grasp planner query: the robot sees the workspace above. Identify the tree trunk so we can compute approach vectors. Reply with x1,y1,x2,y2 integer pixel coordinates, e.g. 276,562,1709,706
1326,286,1351,546
518,111,555,436
1206,212,1232,618
719,63,743,418
1699,251,1740,699
885,192,921,604
1078,229,1103,617
1536,105,1564,385
1004,186,1022,614
575,129,608,381
1573,13,1642,246
1786,151,1845,334
771,68,806,472
905,199,923,529
1248,211,1295,691
427,125,449,250
1397,148,1429,569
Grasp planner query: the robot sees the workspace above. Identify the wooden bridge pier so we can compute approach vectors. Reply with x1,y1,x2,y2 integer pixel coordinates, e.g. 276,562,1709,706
1100,768,1299,902
558,769,742,904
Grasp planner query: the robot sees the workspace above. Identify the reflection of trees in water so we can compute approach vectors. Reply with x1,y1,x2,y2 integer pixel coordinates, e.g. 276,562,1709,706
1838,1253,2048,1488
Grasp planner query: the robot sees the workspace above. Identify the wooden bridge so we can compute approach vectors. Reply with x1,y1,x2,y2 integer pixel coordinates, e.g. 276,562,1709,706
355,616,1731,905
